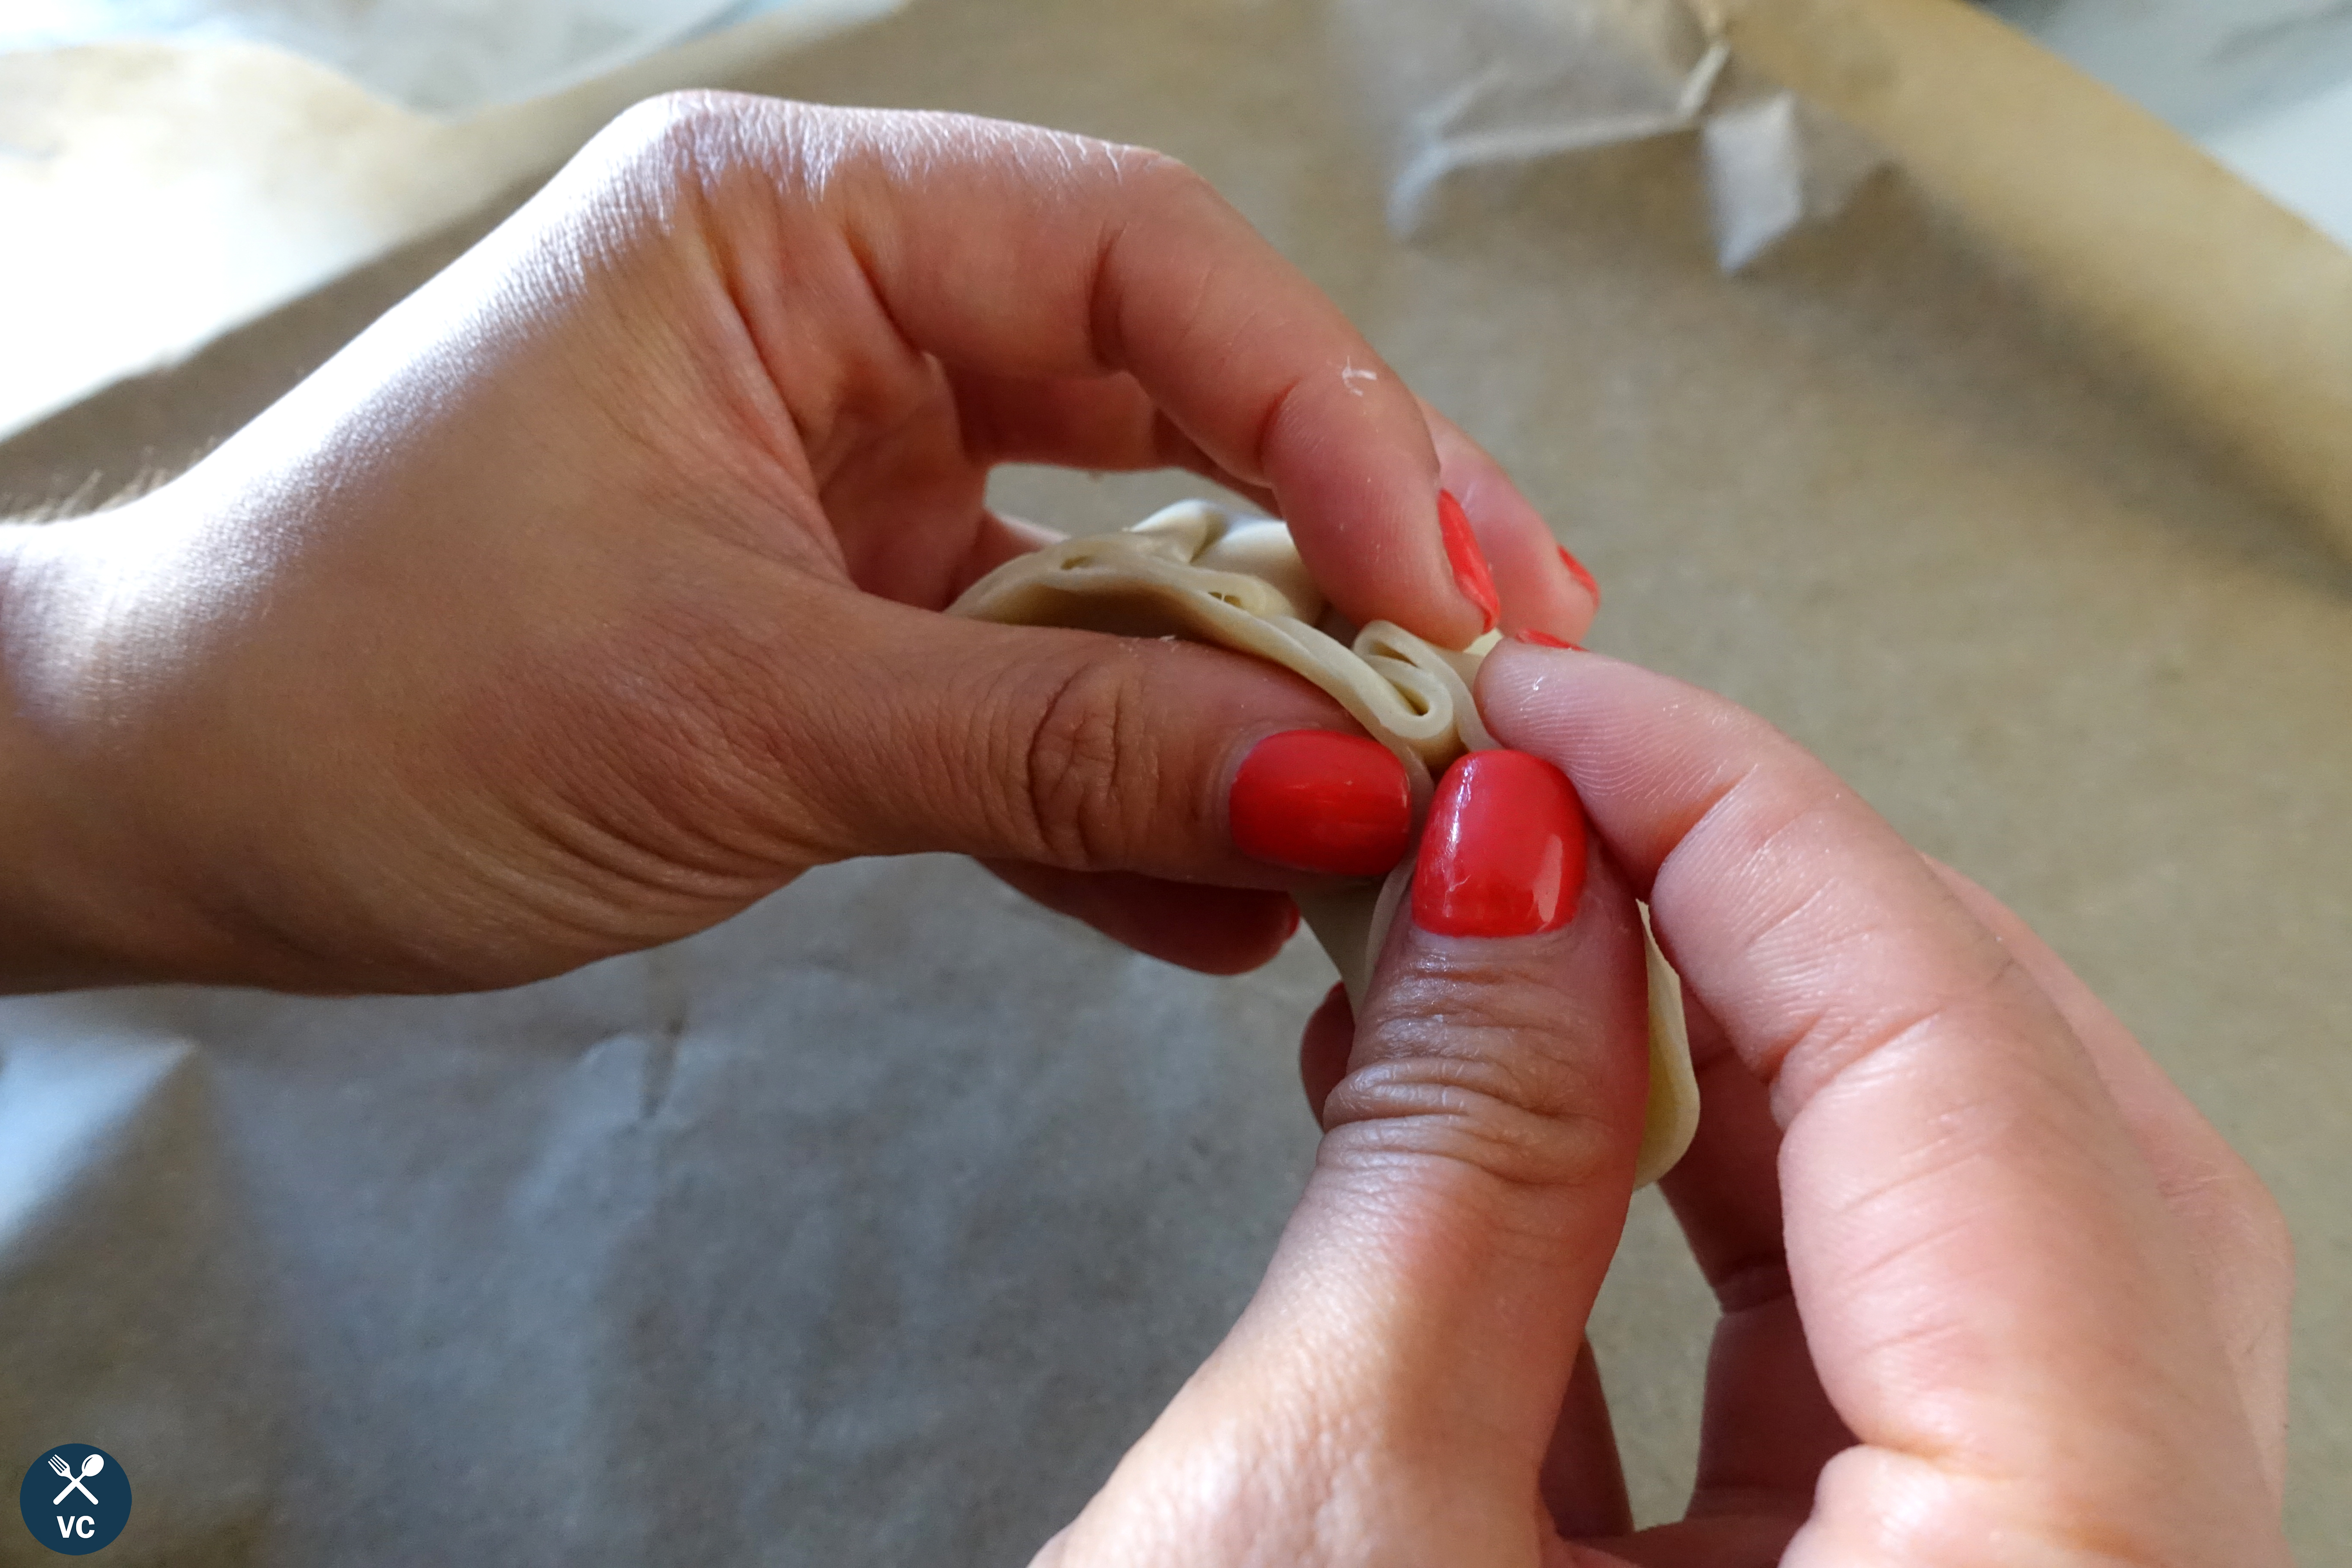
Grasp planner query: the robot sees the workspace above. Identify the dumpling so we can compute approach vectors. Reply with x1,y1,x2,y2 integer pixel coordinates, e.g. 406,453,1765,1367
952,500,1698,1185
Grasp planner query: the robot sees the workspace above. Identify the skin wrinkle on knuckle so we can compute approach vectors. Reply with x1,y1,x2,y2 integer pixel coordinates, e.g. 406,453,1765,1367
1118,147,1219,219
1006,651,1163,869
1828,1165,2012,1344
1321,1013,1622,1198
593,90,766,217
539,573,858,871
1084,150,1188,374
2170,1149,2293,1286
2187,1162,2295,1369
1735,864,2039,1124
1094,152,1234,379
1653,739,1852,907
1762,952,2013,1126
1660,762,2080,1131
1245,373,1317,495
1617,743,1773,878
1314,922,1650,1202
2159,1154,2262,1243
1826,1020,2111,1218
533,119,821,500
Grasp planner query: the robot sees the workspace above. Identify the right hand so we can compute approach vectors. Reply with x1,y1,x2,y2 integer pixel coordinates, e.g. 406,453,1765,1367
1038,643,2291,1566
1468,643,2294,1563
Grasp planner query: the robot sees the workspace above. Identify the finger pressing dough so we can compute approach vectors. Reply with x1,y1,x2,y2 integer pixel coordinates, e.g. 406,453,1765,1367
951,500,1699,1184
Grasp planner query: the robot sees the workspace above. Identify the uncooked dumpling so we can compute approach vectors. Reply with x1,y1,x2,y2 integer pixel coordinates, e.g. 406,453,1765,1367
952,500,1699,1185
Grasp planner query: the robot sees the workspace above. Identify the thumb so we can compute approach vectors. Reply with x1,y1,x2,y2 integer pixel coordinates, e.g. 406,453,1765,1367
783,594,1419,887
1058,751,1654,1562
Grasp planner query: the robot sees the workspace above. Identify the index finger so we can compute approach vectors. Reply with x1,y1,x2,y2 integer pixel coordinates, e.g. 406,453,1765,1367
677,96,1493,645
1476,646,2282,1559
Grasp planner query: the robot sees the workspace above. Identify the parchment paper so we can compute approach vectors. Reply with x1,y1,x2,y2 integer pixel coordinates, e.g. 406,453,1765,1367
1334,0,1890,269
1705,0,2352,567
5,0,821,115
0,0,901,439
2,0,2348,1562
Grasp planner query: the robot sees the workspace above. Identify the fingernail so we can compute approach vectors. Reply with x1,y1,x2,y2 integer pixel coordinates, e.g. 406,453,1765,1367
1511,628,1582,650
1231,730,1414,878
1280,899,1302,941
1438,491,1500,634
1412,750,1586,937
1557,545,1601,607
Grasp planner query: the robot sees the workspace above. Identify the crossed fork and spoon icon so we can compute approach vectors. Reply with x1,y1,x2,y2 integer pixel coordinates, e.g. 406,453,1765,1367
47,1452,103,1506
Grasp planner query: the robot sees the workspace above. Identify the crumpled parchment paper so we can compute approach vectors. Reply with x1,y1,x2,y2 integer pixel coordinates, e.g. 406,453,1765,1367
1334,0,1889,271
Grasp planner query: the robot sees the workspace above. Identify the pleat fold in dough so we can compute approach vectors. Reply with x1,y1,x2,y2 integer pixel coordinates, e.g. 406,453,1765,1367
951,500,1699,1185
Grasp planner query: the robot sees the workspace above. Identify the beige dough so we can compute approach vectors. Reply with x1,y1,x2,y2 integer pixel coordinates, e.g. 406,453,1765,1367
951,500,1700,1184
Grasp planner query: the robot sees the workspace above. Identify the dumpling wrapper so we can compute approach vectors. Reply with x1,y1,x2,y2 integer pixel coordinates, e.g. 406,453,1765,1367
951,500,1699,1185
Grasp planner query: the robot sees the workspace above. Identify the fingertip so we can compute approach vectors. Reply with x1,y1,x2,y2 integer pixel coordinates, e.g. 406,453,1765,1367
1300,980,1355,1124
1185,887,1305,974
1556,543,1601,612
1230,729,1414,879
1409,749,1588,940
1473,643,1838,902
986,863,1302,974
1425,408,1593,641
1437,490,1501,635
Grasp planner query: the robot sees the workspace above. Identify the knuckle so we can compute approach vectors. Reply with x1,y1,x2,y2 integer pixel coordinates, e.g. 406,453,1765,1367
1107,147,1234,236
2202,1153,2296,1292
1008,652,1161,868
1321,962,1631,1194
2139,1118,2294,1309
599,89,755,162
1114,145,1208,197
578,91,780,211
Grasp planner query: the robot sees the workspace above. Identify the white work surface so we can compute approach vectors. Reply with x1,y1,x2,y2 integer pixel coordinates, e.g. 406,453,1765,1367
2,0,2348,1562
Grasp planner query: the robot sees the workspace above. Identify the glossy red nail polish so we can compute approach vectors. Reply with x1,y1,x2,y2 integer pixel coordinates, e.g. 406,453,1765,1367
1557,545,1601,607
1279,899,1302,941
1438,491,1500,634
1412,750,1586,937
1511,629,1582,650
1231,731,1413,878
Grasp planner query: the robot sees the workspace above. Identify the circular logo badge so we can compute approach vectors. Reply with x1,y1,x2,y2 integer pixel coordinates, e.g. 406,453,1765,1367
18,1446,131,1555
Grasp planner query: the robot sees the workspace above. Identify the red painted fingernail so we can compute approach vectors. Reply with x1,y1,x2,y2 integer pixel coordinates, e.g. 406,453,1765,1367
1280,899,1302,940
1231,731,1413,878
1511,629,1582,650
1557,545,1600,607
1412,750,1586,937
1438,491,1500,634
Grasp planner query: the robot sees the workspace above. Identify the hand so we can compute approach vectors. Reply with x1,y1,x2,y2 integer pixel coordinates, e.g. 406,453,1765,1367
0,93,1595,993
1042,649,2291,1566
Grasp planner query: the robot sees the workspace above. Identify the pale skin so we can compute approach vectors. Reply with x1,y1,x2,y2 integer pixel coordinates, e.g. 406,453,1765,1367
0,95,2291,1564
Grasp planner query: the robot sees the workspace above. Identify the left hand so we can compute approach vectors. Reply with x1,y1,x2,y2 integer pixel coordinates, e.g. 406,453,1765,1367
0,92,1593,994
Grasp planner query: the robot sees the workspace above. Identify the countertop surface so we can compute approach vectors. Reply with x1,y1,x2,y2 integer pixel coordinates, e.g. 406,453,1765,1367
2,0,2346,1561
